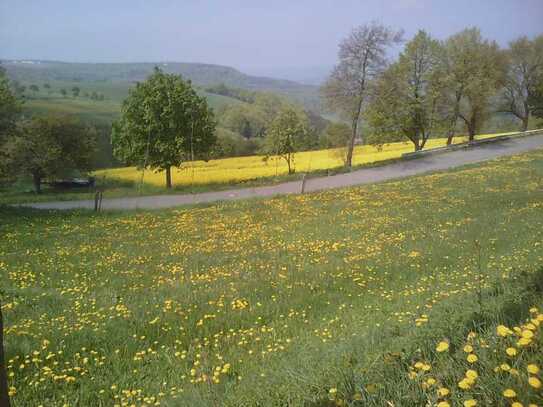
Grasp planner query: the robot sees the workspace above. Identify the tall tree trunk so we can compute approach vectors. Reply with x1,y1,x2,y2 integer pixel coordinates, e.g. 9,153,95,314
32,173,41,194
413,135,421,152
521,115,529,132
346,116,360,168
0,303,10,407
447,93,462,146
467,114,477,141
468,127,476,141
165,167,172,189
285,154,293,174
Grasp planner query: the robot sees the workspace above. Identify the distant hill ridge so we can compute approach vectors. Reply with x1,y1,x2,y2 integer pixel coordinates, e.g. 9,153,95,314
1,60,320,110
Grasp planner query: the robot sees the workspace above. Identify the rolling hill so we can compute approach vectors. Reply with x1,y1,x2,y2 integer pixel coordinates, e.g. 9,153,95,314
1,60,321,110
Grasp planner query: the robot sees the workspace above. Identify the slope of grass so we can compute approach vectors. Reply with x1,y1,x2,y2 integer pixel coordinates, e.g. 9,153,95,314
1,148,542,406
21,88,243,124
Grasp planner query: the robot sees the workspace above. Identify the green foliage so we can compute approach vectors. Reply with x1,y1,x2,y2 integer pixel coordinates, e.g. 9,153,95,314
366,31,447,151
28,84,39,94
5,116,97,192
205,83,256,103
0,67,20,144
321,22,403,167
111,67,216,188
210,127,262,159
0,67,21,178
262,108,310,173
321,122,351,149
441,28,506,139
218,104,268,138
71,86,80,98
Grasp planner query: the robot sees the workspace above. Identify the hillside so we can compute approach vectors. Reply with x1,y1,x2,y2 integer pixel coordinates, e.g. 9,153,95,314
2,149,543,406
1,60,321,110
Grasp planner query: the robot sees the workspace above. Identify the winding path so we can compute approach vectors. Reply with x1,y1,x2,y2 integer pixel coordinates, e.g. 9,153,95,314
20,133,543,211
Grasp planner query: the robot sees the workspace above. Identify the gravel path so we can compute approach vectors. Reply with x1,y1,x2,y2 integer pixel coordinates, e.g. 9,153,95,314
20,134,543,211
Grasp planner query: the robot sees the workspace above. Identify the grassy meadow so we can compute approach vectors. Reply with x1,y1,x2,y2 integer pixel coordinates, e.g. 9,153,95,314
1,148,542,406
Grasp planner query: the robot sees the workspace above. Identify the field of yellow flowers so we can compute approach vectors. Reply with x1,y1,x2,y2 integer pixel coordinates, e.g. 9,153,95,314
1,148,542,406
94,132,513,188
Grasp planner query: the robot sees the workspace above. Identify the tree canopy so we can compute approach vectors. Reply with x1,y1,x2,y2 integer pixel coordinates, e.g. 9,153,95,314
262,108,309,174
501,35,543,130
441,28,506,140
321,22,403,167
0,67,20,145
5,116,97,193
367,31,446,151
112,67,216,188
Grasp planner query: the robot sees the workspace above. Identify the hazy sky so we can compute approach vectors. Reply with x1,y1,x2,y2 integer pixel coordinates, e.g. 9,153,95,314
1,0,542,81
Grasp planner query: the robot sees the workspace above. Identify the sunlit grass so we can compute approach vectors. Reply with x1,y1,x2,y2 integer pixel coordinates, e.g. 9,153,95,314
1,148,542,406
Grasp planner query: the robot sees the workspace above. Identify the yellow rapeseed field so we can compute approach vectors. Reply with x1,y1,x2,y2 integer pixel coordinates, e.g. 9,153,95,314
95,132,514,187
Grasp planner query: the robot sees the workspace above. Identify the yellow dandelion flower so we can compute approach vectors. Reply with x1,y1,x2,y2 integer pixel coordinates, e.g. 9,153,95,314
506,347,517,356
517,337,532,346
527,364,539,374
437,402,450,407
437,387,450,396
529,376,542,389
466,354,478,363
521,330,534,339
463,344,473,353
497,325,511,337
464,400,477,407
436,341,449,352
503,388,516,398
465,369,478,380
458,379,471,390
511,403,523,407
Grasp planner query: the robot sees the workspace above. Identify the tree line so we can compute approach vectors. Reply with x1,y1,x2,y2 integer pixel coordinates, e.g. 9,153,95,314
322,25,543,166
10,80,106,100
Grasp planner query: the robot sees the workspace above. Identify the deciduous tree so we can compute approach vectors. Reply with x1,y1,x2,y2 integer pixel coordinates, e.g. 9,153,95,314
0,68,20,145
262,108,309,174
0,67,21,177
440,28,505,142
321,22,402,167
367,31,446,151
112,67,216,188
71,86,81,98
500,35,543,131
6,116,97,193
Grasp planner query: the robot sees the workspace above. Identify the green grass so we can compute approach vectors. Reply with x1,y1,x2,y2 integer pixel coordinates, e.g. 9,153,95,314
19,81,245,127
1,149,542,406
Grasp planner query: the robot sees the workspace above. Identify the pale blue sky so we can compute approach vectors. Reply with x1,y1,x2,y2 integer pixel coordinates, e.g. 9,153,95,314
1,0,542,80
